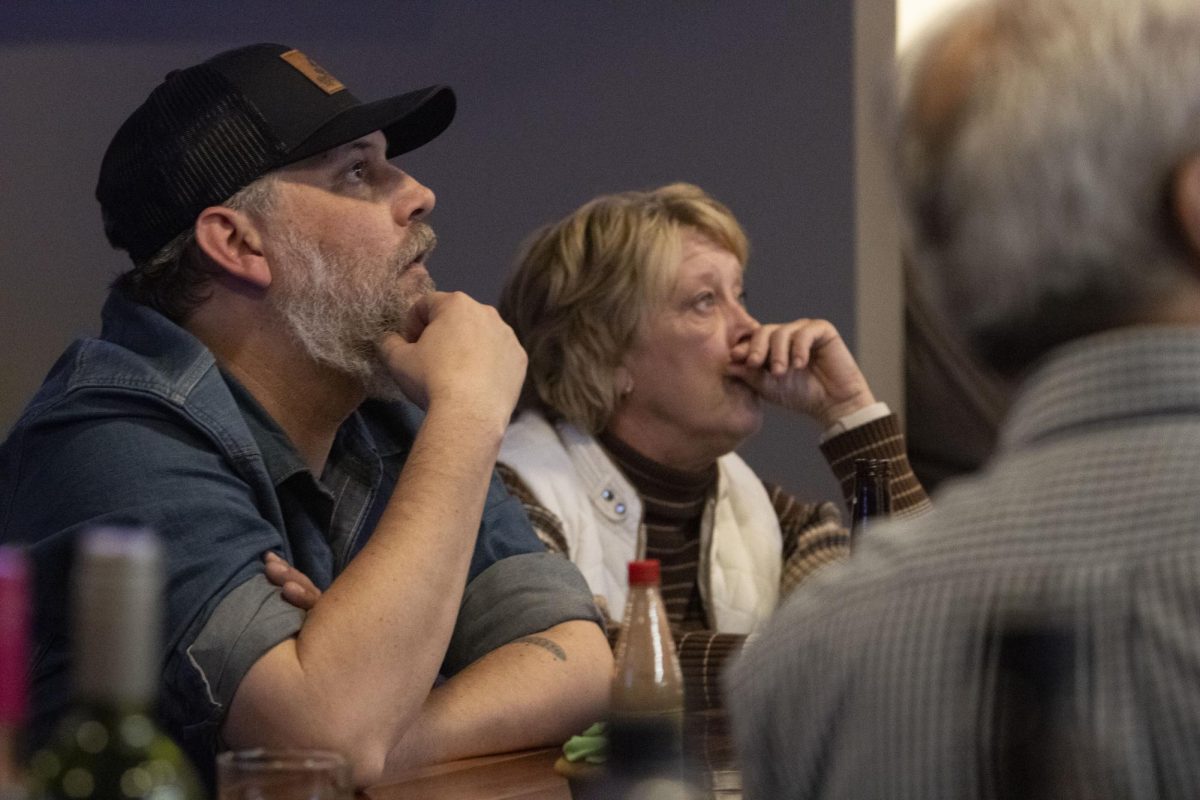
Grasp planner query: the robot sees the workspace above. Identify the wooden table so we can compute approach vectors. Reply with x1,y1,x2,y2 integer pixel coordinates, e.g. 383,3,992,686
363,709,742,799
363,748,570,800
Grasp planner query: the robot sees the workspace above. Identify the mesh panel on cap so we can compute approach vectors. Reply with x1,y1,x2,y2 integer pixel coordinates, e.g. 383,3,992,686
98,66,285,263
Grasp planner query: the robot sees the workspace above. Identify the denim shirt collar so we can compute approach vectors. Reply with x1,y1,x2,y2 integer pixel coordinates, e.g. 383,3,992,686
219,370,312,488
97,289,419,474
220,370,416,490
96,289,219,404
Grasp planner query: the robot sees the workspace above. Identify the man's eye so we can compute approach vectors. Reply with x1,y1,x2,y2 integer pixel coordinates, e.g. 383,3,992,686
347,161,368,181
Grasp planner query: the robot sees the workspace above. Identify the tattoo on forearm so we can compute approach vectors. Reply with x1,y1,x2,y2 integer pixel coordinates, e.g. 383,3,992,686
516,635,567,661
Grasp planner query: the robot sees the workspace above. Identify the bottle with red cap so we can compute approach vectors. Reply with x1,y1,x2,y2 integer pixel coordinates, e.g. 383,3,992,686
0,546,30,800
608,559,690,796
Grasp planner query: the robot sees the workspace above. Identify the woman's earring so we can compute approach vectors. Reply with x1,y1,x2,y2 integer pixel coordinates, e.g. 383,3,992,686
615,366,633,399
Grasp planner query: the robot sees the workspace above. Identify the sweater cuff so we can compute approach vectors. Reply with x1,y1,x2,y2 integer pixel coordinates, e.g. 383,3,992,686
818,401,892,443
819,413,909,508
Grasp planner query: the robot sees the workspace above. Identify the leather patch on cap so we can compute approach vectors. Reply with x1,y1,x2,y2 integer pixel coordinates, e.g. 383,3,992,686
280,49,346,95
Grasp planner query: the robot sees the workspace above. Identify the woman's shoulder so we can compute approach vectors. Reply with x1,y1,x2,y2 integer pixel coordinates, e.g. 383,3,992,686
501,409,572,468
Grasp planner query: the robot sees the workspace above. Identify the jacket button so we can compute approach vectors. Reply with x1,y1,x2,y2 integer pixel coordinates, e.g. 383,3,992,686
601,489,613,501
615,503,626,515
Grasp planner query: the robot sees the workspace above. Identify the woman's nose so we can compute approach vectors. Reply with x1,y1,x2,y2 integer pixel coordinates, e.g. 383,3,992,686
730,302,759,345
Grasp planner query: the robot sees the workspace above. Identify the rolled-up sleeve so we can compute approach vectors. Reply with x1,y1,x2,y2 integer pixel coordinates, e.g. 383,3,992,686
185,574,304,711
443,551,603,674
0,394,297,769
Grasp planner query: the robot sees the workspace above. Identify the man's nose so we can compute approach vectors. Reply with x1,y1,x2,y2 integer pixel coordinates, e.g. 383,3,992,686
394,175,436,224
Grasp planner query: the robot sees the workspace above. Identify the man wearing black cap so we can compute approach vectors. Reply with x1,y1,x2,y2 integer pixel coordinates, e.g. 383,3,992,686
0,44,611,786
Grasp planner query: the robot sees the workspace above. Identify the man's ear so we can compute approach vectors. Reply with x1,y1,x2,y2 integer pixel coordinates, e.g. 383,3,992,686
1173,155,1200,267
194,205,272,289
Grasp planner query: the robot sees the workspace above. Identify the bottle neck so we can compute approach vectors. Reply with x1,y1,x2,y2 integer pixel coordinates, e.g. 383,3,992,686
852,457,892,523
73,537,161,707
612,582,683,711
75,593,158,707
620,583,674,636
853,479,891,520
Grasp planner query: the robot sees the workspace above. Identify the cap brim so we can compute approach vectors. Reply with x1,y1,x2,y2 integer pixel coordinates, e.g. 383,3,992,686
285,84,456,165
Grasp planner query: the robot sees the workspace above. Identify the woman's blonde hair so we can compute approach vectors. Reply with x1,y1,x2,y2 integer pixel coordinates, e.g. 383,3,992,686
499,183,749,433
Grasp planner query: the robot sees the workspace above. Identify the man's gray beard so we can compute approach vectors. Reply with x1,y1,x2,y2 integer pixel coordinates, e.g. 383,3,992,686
268,223,437,401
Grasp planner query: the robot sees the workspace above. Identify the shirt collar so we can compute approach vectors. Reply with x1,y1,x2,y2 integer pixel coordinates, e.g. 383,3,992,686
221,370,311,486
1000,325,1200,451
221,371,420,486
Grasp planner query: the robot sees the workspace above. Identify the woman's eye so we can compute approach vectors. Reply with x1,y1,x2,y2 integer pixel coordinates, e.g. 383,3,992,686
737,291,749,308
692,292,716,311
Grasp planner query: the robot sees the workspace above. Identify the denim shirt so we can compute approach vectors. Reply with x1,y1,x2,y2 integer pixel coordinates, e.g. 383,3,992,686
0,290,599,780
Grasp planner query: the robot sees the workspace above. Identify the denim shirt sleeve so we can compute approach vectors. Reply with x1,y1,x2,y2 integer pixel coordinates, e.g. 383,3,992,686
0,389,294,771
466,470,548,579
441,471,603,674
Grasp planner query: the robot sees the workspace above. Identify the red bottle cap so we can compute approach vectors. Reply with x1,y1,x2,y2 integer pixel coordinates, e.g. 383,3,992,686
0,547,29,725
627,559,661,586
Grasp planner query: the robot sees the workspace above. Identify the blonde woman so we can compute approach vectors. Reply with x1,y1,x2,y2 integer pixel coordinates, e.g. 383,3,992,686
496,183,931,705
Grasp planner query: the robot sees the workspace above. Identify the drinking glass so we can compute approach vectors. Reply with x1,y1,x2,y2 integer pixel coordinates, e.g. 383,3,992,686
217,749,352,800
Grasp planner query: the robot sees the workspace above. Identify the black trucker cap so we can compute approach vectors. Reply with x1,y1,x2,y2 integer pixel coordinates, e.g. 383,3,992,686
96,43,456,263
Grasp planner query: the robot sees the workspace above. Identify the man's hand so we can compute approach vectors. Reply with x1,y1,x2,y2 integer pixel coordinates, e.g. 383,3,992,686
728,318,876,429
264,552,322,611
375,291,527,429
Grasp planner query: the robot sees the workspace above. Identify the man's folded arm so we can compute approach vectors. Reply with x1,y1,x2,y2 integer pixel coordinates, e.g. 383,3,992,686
219,405,515,785
385,618,611,772
222,570,611,786
226,501,611,789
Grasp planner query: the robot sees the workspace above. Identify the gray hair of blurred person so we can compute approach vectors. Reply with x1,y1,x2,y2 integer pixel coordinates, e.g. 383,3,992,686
894,0,1200,376
499,183,749,433
112,176,278,323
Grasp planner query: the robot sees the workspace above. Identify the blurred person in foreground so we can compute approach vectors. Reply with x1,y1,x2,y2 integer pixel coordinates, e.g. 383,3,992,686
0,44,610,787
493,183,930,704
727,0,1200,797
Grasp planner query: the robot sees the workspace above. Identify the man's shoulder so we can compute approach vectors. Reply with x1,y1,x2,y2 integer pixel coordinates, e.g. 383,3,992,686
768,436,1200,646
11,293,221,429
0,297,260,526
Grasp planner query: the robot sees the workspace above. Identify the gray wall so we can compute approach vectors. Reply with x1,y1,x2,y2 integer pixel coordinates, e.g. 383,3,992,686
0,1,868,503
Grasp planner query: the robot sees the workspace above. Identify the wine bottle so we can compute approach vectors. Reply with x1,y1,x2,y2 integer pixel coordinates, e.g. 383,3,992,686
609,559,698,799
28,528,204,800
0,547,30,800
849,457,892,544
